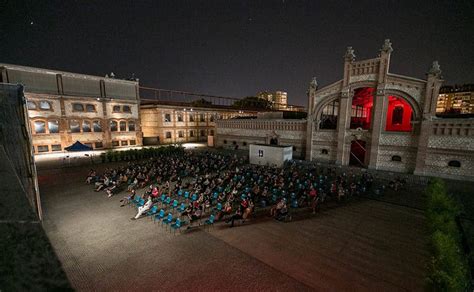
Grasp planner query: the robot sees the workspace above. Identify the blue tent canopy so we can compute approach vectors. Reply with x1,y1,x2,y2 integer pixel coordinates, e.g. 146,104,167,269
64,141,93,152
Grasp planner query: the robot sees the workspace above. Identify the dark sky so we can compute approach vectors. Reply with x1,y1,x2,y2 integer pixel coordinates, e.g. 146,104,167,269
1,0,473,106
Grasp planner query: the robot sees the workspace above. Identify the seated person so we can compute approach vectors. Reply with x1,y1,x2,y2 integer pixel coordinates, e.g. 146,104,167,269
132,196,153,220
275,201,289,221
120,189,136,207
225,207,243,227
270,198,286,217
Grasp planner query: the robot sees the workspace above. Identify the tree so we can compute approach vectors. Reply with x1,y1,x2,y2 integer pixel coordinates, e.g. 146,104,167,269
191,98,213,107
233,96,271,109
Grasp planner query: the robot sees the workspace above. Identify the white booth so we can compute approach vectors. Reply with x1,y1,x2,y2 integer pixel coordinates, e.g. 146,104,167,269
249,144,293,168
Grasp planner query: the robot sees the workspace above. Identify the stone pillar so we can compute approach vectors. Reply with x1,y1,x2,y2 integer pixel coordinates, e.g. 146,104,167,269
305,77,318,161
414,61,443,175
335,47,356,165
368,40,393,169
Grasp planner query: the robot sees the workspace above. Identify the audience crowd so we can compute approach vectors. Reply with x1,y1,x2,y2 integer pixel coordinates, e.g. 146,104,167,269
86,149,379,230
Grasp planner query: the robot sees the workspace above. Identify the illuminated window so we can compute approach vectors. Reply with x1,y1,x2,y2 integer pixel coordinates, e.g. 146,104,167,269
73,103,84,112
164,113,171,122
121,140,128,146
129,140,136,146
82,120,91,132
48,120,59,133
27,101,37,110
34,121,46,134
93,121,102,132
350,88,374,130
119,121,126,131
37,145,49,152
51,144,62,151
39,101,51,110
110,121,118,132
128,121,135,131
385,96,413,132
112,141,119,147
70,120,80,133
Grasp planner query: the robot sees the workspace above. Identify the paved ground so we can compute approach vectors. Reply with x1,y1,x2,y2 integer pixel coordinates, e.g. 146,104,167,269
38,165,429,291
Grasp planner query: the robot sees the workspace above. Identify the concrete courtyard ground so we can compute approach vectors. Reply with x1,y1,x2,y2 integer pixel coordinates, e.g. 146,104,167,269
38,163,429,291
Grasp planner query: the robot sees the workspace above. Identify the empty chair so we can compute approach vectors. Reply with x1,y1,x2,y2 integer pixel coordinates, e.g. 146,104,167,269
170,218,182,234
154,209,165,224
161,213,173,229
215,202,222,212
184,191,190,200
204,214,215,230
171,199,179,213
165,196,171,206
191,193,197,202
177,190,183,198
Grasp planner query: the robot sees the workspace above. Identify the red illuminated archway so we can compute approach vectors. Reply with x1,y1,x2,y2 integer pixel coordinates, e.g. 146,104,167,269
350,87,374,130
385,96,413,132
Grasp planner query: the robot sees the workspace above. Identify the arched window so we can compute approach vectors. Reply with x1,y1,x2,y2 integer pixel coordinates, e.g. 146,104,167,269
85,104,96,112
391,155,402,162
70,120,80,133
350,87,374,130
34,121,46,134
48,120,59,133
119,121,126,131
39,101,52,110
385,96,413,132
319,100,339,129
82,120,91,132
27,101,37,110
128,121,135,131
72,103,84,112
448,160,461,167
110,120,118,132
321,149,328,155
93,121,102,132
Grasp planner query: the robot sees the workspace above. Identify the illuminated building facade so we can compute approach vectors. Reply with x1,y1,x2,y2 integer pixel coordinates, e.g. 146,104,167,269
306,40,474,180
257,90,288,110
0,64,142,153
436,84,474,115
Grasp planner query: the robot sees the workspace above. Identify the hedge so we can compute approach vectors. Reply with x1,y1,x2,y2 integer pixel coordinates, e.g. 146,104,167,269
99,146,184,163
425,178,470,291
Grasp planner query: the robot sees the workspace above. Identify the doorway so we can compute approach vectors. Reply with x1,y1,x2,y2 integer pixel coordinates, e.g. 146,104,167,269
349,140,366,167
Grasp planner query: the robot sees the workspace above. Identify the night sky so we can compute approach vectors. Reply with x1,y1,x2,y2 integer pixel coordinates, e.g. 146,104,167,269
1,0,473,106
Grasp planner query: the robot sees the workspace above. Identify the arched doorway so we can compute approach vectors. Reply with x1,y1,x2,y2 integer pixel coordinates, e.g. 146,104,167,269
349,140,366,167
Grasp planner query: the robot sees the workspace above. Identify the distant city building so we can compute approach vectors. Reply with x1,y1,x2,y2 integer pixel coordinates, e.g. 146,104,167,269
0,64,142,154
257,90,288,110
436,84,474,114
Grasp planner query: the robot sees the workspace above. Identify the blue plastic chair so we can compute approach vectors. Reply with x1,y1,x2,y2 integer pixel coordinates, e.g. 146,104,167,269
213,192,218,200
216,202,222,212
146,205,158,219
191,193,197,202
205,214,215,230
154,209,165,224
137,198,145,208
132,196,141,207
178,203,186,214
162,213,173,229
177,190,183,199
170,218,182,234
184,191,190,201
160,194,166,207
165,196,171,206
171,199,179,213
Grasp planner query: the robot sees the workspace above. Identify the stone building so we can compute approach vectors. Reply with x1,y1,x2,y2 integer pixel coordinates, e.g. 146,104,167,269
0,64,142,153
306,39,474,180
215,112,307,158
140,102,256,145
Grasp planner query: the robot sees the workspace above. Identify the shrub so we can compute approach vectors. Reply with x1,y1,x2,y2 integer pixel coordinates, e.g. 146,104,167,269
425,178,470,291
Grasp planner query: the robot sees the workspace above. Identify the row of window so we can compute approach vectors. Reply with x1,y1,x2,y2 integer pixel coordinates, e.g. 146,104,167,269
32,119,137,134
164,129,214,139
34,140,137,153
27,100,133,114
164,113,216,123
27,100,52,111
